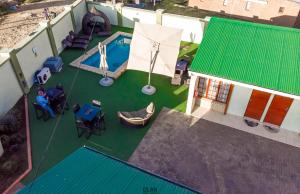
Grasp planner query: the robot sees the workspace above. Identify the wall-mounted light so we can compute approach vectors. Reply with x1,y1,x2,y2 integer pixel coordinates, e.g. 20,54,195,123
32,46,38,57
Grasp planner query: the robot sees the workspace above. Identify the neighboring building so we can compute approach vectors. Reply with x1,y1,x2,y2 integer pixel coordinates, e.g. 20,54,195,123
186,17,300,133
188,0,300,27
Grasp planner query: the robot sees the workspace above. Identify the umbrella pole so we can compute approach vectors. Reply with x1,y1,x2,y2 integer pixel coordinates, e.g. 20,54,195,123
148,51,152,87
99,44,114,87
142,50,156,95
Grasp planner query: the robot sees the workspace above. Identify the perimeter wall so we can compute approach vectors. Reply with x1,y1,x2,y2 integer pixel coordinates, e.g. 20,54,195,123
0,0,207,116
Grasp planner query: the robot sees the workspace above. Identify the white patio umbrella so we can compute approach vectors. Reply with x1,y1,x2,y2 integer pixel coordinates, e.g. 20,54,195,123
127,23,182,95
99,43,114,86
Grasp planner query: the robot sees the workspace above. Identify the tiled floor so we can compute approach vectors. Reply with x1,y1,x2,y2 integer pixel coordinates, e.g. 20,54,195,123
192,106,300,148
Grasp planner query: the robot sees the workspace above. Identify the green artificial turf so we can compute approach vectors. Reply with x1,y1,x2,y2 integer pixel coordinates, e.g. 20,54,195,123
22,25,198,184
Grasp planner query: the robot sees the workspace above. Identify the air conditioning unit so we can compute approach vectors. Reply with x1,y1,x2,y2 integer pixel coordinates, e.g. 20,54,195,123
37,67,51,85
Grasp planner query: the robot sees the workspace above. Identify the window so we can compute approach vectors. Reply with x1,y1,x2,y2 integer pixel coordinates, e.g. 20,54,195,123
279,7,285,13
207,79,220,100
197,78,231,103
197,77,207,97
217,83,230,103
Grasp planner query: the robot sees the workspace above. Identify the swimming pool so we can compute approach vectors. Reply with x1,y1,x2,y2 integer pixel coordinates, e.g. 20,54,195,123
70,32,132,79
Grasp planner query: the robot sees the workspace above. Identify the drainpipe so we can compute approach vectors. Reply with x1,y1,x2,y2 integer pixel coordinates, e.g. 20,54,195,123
9,49,30,94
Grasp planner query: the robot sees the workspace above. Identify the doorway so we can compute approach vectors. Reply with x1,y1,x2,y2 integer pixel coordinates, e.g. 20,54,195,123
263,95,293,126
244,90,271,121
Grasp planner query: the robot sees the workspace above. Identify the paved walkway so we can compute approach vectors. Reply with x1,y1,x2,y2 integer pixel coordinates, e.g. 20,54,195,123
129,108,300,194
192,106,300,148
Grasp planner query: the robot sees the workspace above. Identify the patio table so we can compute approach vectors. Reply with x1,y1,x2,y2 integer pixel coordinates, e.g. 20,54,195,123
76,104,101,122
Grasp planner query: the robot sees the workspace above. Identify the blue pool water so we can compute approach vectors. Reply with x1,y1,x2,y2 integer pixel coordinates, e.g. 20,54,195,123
82,35,131,72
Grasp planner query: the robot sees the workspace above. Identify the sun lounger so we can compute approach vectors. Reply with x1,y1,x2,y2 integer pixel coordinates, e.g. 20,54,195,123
117,102,155,127
62,39,88,50
69,31,92,41
66,35,89,44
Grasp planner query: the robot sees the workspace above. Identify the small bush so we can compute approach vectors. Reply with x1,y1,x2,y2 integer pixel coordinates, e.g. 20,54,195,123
0,135,10,149
0,159,19,175
8,144,20,152
0,114,18,134
10,133,26,145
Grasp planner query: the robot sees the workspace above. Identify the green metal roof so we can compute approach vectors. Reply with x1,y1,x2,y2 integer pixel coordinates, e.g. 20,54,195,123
190,17,300,96
19,147,200,194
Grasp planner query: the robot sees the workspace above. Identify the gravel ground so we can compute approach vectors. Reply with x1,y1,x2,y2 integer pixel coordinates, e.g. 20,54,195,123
0,0,75,49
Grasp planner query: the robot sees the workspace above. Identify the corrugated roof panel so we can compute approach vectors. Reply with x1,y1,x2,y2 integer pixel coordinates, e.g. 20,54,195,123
190,17,300,96
19,147,200,194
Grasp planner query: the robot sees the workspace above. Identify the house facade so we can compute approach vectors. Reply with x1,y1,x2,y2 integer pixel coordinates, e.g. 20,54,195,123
188,0,300,27
186,17,300,133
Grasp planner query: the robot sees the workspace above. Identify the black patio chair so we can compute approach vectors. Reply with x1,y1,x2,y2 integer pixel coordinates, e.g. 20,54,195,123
55,84,69,112
92,112,106,133
56,93,69,114
33,102,49,121
75,119,91,138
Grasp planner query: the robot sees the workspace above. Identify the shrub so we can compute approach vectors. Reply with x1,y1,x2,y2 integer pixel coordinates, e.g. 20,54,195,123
8,144,20,153
10,133,26,145
0,135,10,149
0,159,19,175
0,114,18,134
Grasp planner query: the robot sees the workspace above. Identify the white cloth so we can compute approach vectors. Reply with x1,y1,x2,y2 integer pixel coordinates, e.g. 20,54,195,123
127,23,182,77
99,43,108,71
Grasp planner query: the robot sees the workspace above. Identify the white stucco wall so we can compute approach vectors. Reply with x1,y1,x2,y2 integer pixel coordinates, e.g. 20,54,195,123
73,0,87,33
186,75,198,114
281,99,300,133
51,11,74,53
88,2,118,25
122,7,156,28
0,60,23,116
227,85,252,117
162,13,205,43
16,28,53,88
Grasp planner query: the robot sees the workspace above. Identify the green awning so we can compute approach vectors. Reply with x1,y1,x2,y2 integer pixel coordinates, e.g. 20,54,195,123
190,17,300,96
19,147,200,194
